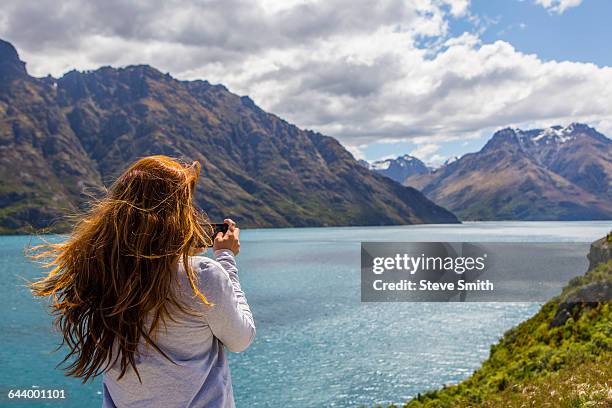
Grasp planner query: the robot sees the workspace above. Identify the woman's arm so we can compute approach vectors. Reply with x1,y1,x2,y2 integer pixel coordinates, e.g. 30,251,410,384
196,253,256,352
197,219,255,352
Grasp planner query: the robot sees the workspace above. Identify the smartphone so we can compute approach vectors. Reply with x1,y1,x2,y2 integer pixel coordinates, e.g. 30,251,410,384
210,223,229,238
195,223,229,248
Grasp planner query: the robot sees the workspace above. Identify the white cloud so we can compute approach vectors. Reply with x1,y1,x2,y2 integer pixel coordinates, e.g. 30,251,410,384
428,154,447,163
1,0,611,154
345,144,366,160
410,143,441,161
533,0,583,14
441,0,470,17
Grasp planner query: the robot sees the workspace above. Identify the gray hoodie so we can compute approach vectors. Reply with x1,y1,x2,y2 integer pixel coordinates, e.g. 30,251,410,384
102,250,256,408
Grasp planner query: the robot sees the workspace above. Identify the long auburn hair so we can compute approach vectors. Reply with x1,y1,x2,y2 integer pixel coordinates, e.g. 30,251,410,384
29,155,213,382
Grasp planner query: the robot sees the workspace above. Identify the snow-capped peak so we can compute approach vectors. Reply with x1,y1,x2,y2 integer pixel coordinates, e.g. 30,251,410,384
529,124,578,145
370,160,391,170
370,154,421,170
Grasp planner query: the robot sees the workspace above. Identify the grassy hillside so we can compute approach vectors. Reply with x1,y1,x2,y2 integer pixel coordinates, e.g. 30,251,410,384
385,258,611,407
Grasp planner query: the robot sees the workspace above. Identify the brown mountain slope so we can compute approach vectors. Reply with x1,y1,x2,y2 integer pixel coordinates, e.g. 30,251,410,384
405,127,612,221
525,124,612,200
0,43,102,231
0,39,458,233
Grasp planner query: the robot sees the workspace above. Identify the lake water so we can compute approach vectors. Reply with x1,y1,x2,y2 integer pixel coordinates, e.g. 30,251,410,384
1,221,610,407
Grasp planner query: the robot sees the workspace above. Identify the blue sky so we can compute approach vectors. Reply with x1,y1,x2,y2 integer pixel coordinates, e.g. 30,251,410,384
473,0,612,67
2,0,611,165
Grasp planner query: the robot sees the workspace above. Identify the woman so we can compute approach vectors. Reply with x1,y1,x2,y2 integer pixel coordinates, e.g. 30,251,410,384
30,155,255,408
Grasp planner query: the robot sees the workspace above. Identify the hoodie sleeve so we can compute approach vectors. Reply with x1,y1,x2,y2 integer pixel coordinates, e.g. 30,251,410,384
194,251,256,352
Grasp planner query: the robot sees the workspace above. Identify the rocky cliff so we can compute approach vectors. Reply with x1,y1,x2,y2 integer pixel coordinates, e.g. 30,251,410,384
587,235,612,271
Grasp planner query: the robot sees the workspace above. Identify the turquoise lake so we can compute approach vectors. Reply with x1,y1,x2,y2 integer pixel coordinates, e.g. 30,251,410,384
1,221,610,407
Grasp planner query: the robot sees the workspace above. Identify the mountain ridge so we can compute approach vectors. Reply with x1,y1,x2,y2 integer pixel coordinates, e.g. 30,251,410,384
0,39,458,233
404,124,612,221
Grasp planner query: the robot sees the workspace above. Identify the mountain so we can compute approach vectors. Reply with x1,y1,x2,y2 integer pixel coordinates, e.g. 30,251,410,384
0,39,458,233
405,124,612,221
404,236,612,407
361,154,430,183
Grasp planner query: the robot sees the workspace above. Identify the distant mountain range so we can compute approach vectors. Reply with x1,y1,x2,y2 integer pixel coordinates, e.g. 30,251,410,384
0,39,458,233
404,124,612,221
359,154,430,183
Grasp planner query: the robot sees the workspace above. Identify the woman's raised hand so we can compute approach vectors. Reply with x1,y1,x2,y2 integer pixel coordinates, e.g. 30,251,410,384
213,218,240,255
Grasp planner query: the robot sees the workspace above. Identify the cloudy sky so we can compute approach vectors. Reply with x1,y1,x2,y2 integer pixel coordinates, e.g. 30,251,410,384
2,0,611,163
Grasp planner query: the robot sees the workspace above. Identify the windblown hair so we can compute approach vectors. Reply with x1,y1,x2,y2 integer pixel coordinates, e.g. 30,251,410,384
29,155,213,383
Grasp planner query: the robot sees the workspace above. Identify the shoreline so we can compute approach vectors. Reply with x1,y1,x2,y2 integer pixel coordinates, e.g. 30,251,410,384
3,219,612,237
